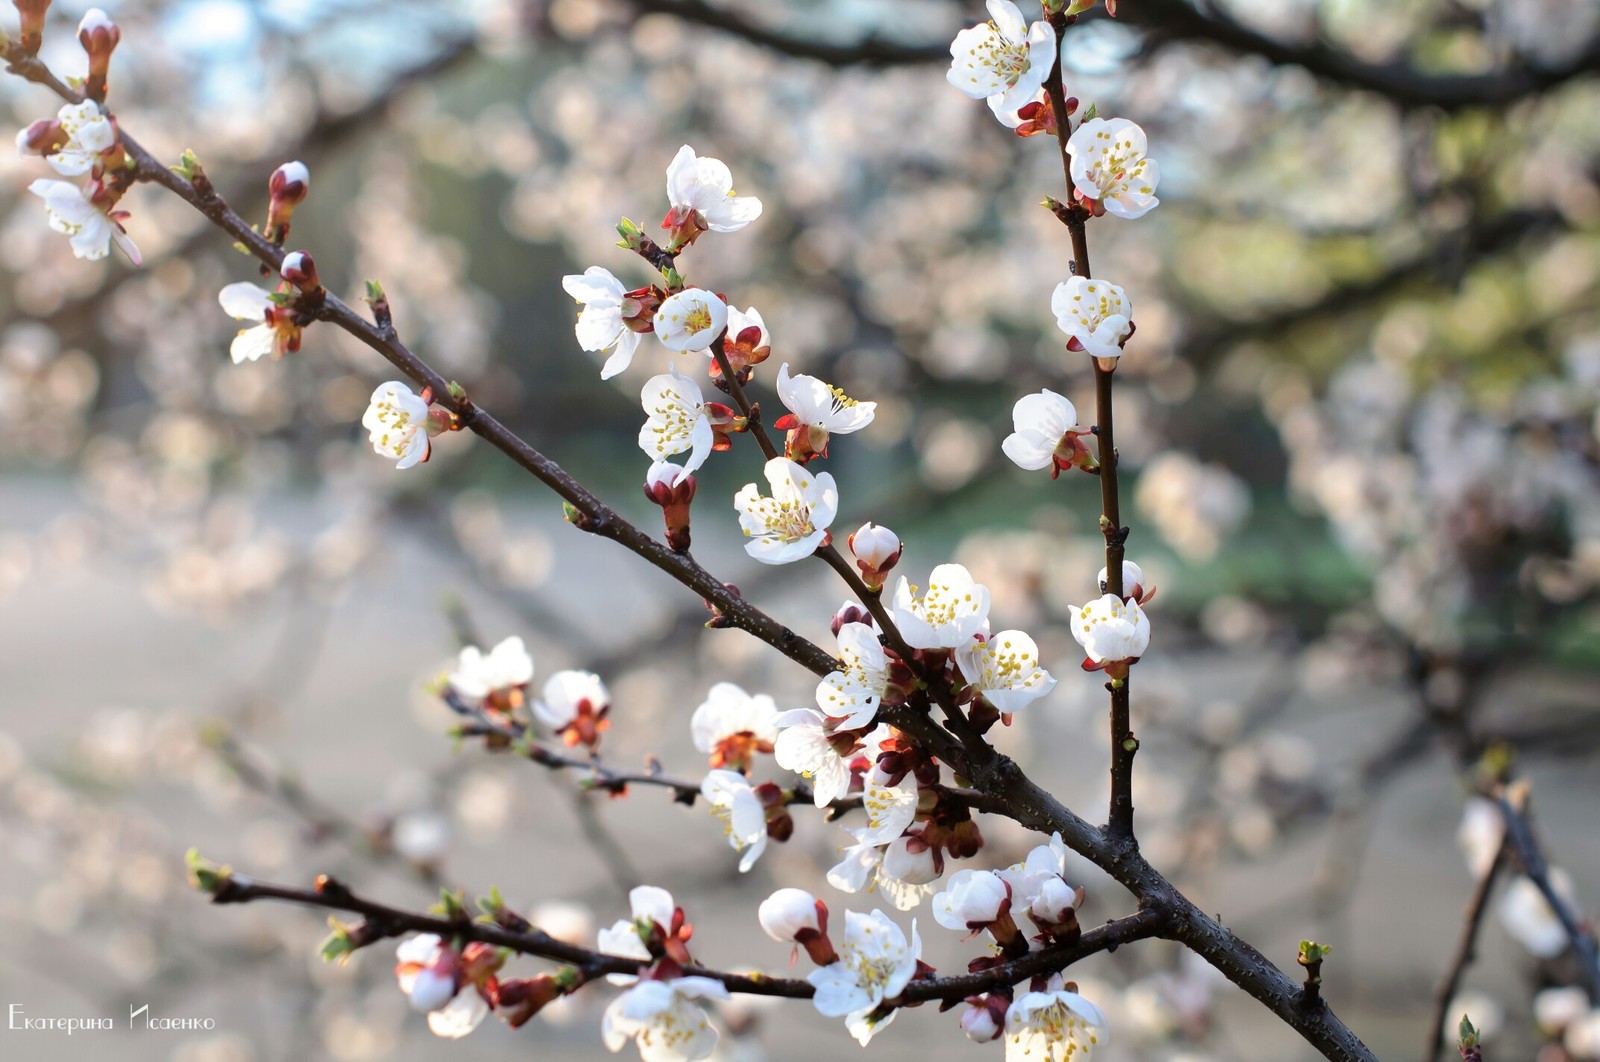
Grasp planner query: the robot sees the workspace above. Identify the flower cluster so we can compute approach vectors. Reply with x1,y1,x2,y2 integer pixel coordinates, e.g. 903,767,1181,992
441,634,611,749
20,55,142,264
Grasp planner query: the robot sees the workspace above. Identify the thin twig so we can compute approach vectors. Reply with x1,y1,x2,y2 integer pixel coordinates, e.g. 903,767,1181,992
206,871,1167,1003
1425,838,1508,1062
1493,791,1600,1000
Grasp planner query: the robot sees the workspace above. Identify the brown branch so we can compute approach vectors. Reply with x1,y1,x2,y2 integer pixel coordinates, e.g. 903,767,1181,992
2,46,1380,1062
619,0,948,67
1126,0,1600,111
1493,790,1600,1000
1046,14,1136,845
1426,838,1508,1062
620,0,1599,108
204,871,1167,1003
445,687,1007,818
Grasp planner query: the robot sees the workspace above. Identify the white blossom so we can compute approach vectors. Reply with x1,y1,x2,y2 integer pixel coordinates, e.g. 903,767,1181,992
1068,116,1160,219
597,887,679,984
946,0,1057,128
997,834,1072,916
1002,389,1080,472
448,635,534,702
1052,277,1133,359
216,282,285,364
955,629,1056,714
690,682,779,761
776,363,876,435
733,457,838,564
563,266,645,379
639,368,713,480
394,936,490,1039
602,977,728,1062
533,669,610,743
882,836,940,886
28,178,140,263
362,381,432,469
807,909,921,1045
889,563,992,649
816,622,889,729
1070,593,1151,666
859,769,919,846
33,101,115,175
701,769,769,872
725,304,768,346
665,145,762,234
1005,989,1109,1060
1500,869,1581,958
932,869,1010,932
654,289,727,353
773,708,853,807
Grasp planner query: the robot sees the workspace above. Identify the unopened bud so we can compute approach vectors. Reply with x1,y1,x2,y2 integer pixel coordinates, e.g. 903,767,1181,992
16,118,68,156
77,8,119,101
280,250,320,292
15,0,51,55
757,888,837,966
266,160,310,242
830,600,874,637
496,972,573,1028
961,995,1009,1042
848,522,901,591
1098,559,1154,605
644,460,695,552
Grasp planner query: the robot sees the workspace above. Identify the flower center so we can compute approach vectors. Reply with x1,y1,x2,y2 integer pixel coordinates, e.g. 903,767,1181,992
685,306,713,335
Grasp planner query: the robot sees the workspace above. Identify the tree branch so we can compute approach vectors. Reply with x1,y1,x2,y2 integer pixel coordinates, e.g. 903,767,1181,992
1426,837,1508,1062
204,871,1167,1003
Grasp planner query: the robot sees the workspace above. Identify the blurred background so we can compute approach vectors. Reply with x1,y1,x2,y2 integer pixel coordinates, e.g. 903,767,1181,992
1,0,1598,1059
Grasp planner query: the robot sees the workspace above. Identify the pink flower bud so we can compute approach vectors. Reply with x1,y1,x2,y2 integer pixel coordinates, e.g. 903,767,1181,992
279,250,320,292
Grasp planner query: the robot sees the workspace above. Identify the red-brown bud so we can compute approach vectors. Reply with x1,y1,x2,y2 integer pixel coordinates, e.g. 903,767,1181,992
16,119,69,156
77,9,120,101
494,973,568,1028
15,0,52,55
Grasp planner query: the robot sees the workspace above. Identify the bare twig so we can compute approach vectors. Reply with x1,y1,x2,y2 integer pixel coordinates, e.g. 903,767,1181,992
1426,838,1508,1062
